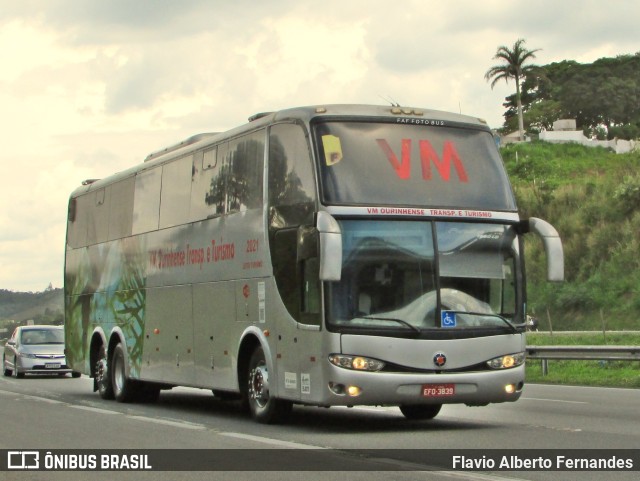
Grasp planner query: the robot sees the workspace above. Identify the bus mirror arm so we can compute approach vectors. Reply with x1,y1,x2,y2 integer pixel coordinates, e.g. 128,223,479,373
527,217,564,282
316,211,342,281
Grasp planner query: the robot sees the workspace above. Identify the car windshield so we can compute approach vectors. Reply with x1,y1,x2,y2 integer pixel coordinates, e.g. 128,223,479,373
325,220,523,335
20,329,64,345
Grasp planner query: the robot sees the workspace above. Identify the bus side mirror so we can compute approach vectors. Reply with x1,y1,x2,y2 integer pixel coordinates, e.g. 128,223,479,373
527,217,564,282
316,211,342,281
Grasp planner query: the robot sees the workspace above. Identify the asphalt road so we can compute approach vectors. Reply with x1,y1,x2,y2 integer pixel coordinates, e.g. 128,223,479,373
0,374,638,481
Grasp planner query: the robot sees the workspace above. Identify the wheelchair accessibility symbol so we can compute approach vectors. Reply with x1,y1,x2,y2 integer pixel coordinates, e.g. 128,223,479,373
441,310,457,328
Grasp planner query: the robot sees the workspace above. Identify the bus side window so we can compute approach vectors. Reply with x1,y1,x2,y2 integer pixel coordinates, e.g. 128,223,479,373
86,188,109,245
226,131,264,214
132,167,161,235
268,123,320,326
108,177,134,241
268,123,316,224
191,147,225,221
67,194,89,248
159,155,193,229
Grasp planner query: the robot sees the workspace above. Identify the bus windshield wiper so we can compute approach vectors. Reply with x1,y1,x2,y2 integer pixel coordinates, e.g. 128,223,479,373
452,311,519,333
495,314,520,333
484,313,519,333
361,316,421,335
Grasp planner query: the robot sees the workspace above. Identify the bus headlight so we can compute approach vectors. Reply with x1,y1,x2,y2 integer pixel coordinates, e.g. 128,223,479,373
486,352,525,370
329,354,385,372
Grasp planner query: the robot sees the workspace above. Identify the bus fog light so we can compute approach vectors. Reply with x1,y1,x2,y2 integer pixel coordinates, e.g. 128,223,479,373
347,385,362,397
505,383,516,394
486,352,525,370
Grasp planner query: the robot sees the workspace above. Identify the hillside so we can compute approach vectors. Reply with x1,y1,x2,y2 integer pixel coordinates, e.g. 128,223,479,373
0,288,64,324
503,142,640,330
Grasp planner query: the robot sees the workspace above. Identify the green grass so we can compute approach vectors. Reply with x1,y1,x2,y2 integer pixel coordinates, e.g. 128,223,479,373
501,142,640,331
525,332,640,388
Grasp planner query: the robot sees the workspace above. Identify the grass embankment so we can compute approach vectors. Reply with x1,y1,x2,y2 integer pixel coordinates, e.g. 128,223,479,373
525,332,640,388
502,142,640,330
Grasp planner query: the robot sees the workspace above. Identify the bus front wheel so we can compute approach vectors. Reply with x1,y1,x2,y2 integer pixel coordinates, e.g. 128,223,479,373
247,346,292,424
399,404,442,420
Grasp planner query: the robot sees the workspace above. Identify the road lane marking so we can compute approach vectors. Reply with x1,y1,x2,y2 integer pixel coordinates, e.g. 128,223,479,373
220,433,523,479
220,432,325,449
20,393,66,405
0,389,19,396
70,405,120,415
520,397,587,404
127,415,207,430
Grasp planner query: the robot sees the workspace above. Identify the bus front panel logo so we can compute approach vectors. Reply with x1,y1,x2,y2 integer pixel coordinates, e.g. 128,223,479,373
433,353,447,367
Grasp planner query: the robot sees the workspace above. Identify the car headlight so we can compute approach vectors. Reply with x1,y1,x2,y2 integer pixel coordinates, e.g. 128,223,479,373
20,353,38,359
486,352,525,369
329,354,385,371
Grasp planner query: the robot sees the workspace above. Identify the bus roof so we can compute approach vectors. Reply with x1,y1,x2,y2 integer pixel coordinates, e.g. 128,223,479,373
69,104,491,198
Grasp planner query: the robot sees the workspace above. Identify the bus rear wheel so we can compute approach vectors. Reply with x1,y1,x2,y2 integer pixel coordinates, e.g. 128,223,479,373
96,346,114,400
112,343,137,403
247,346,291,424
399,404,442,420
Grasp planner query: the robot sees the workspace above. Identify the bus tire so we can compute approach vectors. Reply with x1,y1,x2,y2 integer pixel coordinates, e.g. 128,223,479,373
112,343,137,403
399,404,442,420
247,346,292,424
96,346,114,400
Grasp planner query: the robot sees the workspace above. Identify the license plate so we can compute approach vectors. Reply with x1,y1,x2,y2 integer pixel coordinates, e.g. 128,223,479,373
45,363,61,369
422,383,455,397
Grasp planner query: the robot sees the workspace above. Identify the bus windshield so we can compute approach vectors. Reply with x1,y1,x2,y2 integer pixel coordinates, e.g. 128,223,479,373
326,220,523,335
314,121,515,211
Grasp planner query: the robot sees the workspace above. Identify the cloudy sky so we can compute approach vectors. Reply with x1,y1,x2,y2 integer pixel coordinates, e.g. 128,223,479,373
1,0,638,292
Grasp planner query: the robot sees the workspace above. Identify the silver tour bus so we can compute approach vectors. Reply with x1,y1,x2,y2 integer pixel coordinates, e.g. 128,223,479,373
64,105,563,423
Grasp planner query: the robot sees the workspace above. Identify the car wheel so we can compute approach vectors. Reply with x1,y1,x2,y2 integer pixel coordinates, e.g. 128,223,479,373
96,346,114,400
72,371,82,378
399,404,442,420
111,343,137,403
2,355,12,377
246,346,291,424
13,357,24,379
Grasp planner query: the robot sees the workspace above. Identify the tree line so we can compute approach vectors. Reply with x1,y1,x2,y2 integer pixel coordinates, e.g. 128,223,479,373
0,288,64,325
486,40,640,140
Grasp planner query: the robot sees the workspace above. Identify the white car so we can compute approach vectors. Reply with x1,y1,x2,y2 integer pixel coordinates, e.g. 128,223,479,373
3,325,81,378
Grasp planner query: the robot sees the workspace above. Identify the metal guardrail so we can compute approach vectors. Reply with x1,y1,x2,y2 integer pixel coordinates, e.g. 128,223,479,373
525,345,640,375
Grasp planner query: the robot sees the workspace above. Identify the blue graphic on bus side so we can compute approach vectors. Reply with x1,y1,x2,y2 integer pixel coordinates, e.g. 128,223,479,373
441,310,457,328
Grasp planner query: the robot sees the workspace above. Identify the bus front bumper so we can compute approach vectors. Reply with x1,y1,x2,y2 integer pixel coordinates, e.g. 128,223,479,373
322,364,525,406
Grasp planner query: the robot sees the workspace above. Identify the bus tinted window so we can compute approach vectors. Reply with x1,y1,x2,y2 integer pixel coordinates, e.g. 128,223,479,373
315,122,515,211
67,194,90,247
269,123,317,215
197,131,265,216
226,131,264,213
190,147,224,221
108,177,134,241
87,188,109,245
132,167,161,235
327,220,523,333
160,155,193,228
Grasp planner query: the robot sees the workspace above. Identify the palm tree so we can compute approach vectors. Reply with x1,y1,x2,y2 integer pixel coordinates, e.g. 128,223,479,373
485,39,540,141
